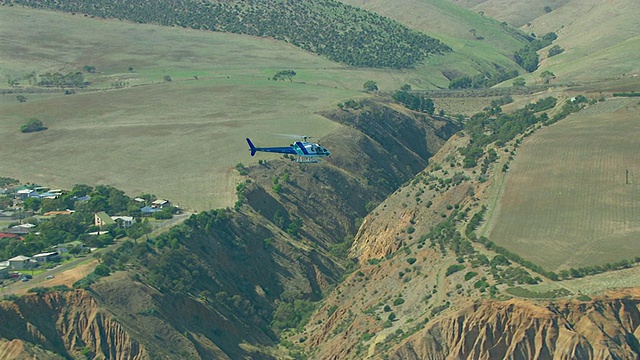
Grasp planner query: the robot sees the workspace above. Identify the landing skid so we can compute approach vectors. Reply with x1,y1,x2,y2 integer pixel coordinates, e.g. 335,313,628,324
296,157,319,163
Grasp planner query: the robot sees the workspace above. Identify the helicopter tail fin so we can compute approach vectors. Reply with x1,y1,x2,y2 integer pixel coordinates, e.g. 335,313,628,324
246,138,257,156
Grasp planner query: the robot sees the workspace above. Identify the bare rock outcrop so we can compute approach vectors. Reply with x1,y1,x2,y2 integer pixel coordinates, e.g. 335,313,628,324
390,292,640,360
0,290,147,359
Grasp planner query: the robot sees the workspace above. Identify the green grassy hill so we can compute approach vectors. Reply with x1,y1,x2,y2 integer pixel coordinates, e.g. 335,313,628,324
450,0,571,28
521,0,640,86
339,0,530,84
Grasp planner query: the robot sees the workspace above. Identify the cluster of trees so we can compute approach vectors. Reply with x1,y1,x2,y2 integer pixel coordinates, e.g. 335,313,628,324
37,71,87,88
5,0,450,68
419,206,540,288
392,89,435,115
271,70,296,81
557,259,638,280
514,32,558,72
448,68,520,90
459,96,559,167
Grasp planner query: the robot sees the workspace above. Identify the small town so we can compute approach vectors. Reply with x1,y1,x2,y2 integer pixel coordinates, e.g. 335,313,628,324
0,179,178,287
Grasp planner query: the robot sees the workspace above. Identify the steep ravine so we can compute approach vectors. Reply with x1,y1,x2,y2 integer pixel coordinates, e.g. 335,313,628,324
0,100,457,358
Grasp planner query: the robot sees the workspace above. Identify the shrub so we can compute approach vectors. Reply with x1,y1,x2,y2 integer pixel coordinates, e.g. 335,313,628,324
20,118,46,133
446,264,465,276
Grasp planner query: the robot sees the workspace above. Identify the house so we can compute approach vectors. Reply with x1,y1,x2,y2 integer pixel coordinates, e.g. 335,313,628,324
0,233,24,241
38,192,60,199
14,189,37,201
151,199,170,208
94,211,115,228
75,195,91,202
8,255,31,270
32,251,60,263
112,216,135,228
7,224,36,235
140,206,160,216
55,240,84,253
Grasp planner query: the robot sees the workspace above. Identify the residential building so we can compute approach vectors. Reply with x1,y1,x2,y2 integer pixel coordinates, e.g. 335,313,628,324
94,211,116,228
8,255,31,270
151,199,170,208
32,252,60,263
112,216,135,228
55,240,84,253
141,206,160,216
14,189,37,200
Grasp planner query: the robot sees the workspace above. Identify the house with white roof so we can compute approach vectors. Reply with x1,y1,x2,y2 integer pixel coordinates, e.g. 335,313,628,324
112,216,135,228
8,255,32,270
151,199,171,208
32,251,60,263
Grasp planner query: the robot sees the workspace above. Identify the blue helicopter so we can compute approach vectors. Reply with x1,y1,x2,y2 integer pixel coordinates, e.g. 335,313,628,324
246,136,330,163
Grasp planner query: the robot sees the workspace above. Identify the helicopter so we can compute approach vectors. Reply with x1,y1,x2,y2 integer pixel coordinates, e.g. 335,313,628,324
246,136,330,163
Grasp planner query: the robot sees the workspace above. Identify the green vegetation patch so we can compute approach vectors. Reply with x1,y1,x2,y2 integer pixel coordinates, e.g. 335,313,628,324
506,286,571,299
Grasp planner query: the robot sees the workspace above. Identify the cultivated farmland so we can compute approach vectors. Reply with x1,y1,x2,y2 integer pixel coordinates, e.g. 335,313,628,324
486,98,640,271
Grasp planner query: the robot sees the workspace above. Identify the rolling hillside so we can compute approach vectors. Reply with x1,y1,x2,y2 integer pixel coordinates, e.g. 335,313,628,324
523,0,640,85
450,0,572,28
1,0,450,69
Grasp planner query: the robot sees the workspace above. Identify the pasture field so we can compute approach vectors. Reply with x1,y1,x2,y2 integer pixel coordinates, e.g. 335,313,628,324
486,98,640,271
0,6,440,211
513,0,640,87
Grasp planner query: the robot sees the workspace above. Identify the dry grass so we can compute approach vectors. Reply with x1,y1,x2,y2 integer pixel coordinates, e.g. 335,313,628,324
486,98,640,271
1,7,422,211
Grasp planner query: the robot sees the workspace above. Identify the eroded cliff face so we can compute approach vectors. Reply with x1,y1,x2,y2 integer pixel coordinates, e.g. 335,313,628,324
0,290,148,359
390,290,640,360
350,133,477,264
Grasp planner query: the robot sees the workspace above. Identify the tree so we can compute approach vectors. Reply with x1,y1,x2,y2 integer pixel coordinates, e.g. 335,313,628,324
449,76,472,89
23,197,41,212
363,80,378,92
540,70,555,84
273,70,297,81
512,78,526,87
548,45,564,57
94,264,110,277
20,118,46,133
